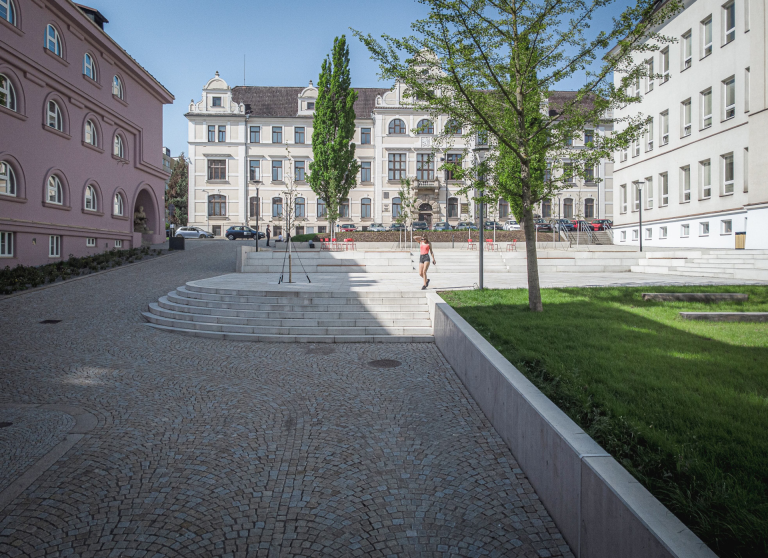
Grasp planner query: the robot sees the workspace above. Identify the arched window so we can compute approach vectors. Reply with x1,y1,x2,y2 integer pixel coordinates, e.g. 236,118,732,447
85,184,97,211
46,24,62,57
112,75,124,99
499,200,509,219
392,197,402,218
316,198,326,218
361,198,371,218
208,194,226,216
114,134,124,158
47,100,63,131
47,175,63,204
445,119,462,135
542,199,552,218
83,53,96,80
272,197,283,217
447,197,458,218
388,118,406,135
113,193,124,216
0,161,16,197
295,197,305,218
416,119,434,135
563,198,573,218
1,0,17,26
584,198,595,219
85,120,98,146
0,74,16,112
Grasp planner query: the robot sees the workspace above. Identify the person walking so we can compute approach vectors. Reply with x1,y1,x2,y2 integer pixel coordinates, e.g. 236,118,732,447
416,234,436,290
266,227,271,247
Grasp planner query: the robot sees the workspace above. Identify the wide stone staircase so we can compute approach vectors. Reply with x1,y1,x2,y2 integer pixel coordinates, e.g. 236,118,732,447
631,250,768,280
143,282,434,343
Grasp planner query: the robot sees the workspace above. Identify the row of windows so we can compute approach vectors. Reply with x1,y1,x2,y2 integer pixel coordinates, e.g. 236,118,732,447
541,199,596,219
0,161,128,216
619,219,734,242
207,195,385,220
619,149,746,213
0,232,123,259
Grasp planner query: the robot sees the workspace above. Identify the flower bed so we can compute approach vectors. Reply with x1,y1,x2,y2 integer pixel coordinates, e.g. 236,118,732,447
0,246,164,295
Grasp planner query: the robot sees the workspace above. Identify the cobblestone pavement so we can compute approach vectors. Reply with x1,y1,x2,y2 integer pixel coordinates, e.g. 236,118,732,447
0,241,572,557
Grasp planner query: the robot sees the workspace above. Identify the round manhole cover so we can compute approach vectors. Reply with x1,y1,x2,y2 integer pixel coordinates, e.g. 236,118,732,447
305,347,336,356
368,359,402,369
0,422,12,428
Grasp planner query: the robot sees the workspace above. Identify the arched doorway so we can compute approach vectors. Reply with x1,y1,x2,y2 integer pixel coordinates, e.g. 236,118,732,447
134,187,159,235
418,202,433,228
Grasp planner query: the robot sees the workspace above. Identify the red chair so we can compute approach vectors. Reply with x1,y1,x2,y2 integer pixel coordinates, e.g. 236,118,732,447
506,239,518,251
467,239,476,250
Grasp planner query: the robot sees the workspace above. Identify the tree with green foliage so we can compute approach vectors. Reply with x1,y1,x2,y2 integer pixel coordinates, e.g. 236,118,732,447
308,35,360,237
166,153,188,226
355,0,681,311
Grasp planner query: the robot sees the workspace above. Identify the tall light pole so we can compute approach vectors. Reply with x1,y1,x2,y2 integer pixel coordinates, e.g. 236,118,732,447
636,180,644,252
473,144,489,290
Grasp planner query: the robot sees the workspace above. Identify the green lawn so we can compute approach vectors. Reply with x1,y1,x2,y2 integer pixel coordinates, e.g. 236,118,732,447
441,286,768,558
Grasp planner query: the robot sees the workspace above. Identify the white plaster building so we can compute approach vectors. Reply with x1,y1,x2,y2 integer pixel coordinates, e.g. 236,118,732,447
611,0,768,249
186,73,614,236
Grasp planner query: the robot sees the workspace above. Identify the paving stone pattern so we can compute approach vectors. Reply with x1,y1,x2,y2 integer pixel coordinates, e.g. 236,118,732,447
0,241,572,557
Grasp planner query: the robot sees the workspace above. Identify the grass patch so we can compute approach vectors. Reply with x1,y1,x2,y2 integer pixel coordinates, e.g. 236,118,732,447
441,285,768,558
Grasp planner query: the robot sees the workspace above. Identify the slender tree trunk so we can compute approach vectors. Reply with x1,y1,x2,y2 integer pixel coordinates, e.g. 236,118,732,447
521,178,543,312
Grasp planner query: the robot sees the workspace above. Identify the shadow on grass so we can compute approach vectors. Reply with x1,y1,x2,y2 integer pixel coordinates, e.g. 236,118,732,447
442,286,768,558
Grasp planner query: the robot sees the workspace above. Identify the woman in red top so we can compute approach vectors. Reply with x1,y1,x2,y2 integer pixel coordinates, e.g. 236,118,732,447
416,234,436,290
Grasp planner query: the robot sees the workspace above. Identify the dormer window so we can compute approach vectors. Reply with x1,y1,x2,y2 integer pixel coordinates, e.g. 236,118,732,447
212,96,222,107
307,102,315,110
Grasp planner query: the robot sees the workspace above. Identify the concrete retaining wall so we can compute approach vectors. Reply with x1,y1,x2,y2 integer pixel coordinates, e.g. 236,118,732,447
427,292,716,558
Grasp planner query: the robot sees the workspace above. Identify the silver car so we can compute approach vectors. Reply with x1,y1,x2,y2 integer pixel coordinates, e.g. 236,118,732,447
367,223,387,232
175,226,214,239
503,219,521,231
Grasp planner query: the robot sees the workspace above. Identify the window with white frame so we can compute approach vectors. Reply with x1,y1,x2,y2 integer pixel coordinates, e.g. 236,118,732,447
721,219,733,234
85,184,97,210
85,120,98,146
701,160,712,198
620,230,627,242
632,229,639,241
83,53,96,80
249,160,260,181
744,148,749,192
723,1,735,44
722,153,734,194
0,161,16,197
633,182,641,211
620,184,627,213
646,117,654,151
633,140,640,157
681,166,691,202
681,224,689,237
660,226,668,239
295,197,305,218
660,111,669,145
295,160,305,181
113,76,124,99
646,177,654,208
47,175,63,204
620,147,628,162
46,24,62,57
661,48,670,82
271,160,283,181
646,59,654,92
47,101,63,131
0,0,17,26
660,172,669,206
86,237,96,247
114,135,124,158
700,222,710,236
0,74,16,112
49,235,61,258
114,240,122,248
361,198,372,218
0,231,12,257
702,17,713,57
114,193,124,216
249,126,260,143
702,89,712,128
645,228,652,240
682,99,692,136
682,30,692,69
745,68,750,112
723,77,735,119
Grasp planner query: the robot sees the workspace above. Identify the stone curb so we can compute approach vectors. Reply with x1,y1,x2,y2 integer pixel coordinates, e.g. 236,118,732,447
0,403,97,513
426,292,717,558
0,251,178,302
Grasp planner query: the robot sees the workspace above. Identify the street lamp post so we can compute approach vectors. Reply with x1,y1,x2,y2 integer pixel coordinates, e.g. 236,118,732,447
636,181,644,252
254,186,260,252
473,144,490,290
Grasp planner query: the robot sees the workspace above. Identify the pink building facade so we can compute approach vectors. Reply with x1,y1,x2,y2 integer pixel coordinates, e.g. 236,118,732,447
0,0,173,267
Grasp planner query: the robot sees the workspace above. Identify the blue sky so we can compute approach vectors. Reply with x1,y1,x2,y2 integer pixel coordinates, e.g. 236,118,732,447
85,0,626,156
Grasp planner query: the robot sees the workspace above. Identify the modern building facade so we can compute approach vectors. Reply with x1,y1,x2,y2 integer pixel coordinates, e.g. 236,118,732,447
0,0,174,267
186,73,613,237
612,0,768,249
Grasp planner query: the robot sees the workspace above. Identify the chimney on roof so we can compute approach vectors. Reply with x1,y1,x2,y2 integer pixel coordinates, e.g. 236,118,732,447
309,80,313,87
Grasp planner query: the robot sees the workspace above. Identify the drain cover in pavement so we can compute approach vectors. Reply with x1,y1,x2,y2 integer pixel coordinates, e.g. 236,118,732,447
368,359,402,369
39,320,61,324
0,422,12,428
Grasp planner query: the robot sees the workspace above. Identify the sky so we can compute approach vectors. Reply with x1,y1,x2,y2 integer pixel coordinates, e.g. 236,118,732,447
84,0,627,156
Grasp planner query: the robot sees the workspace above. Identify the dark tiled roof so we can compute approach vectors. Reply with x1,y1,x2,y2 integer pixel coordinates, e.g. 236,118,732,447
547,91,597,116
231,86,390,119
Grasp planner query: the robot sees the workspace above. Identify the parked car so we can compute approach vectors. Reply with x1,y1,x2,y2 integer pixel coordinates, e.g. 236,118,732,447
175,226,214,239
551,219,575,232
455,221,479,231
368,223,387,232
389,223,406,232
411,221,429,231
590,219,613,231
338,224,357,232
503,219,521,231
534,219,553,232
432,221,453,231
225,226,264,240
484,220,503,230
571,220,591,231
